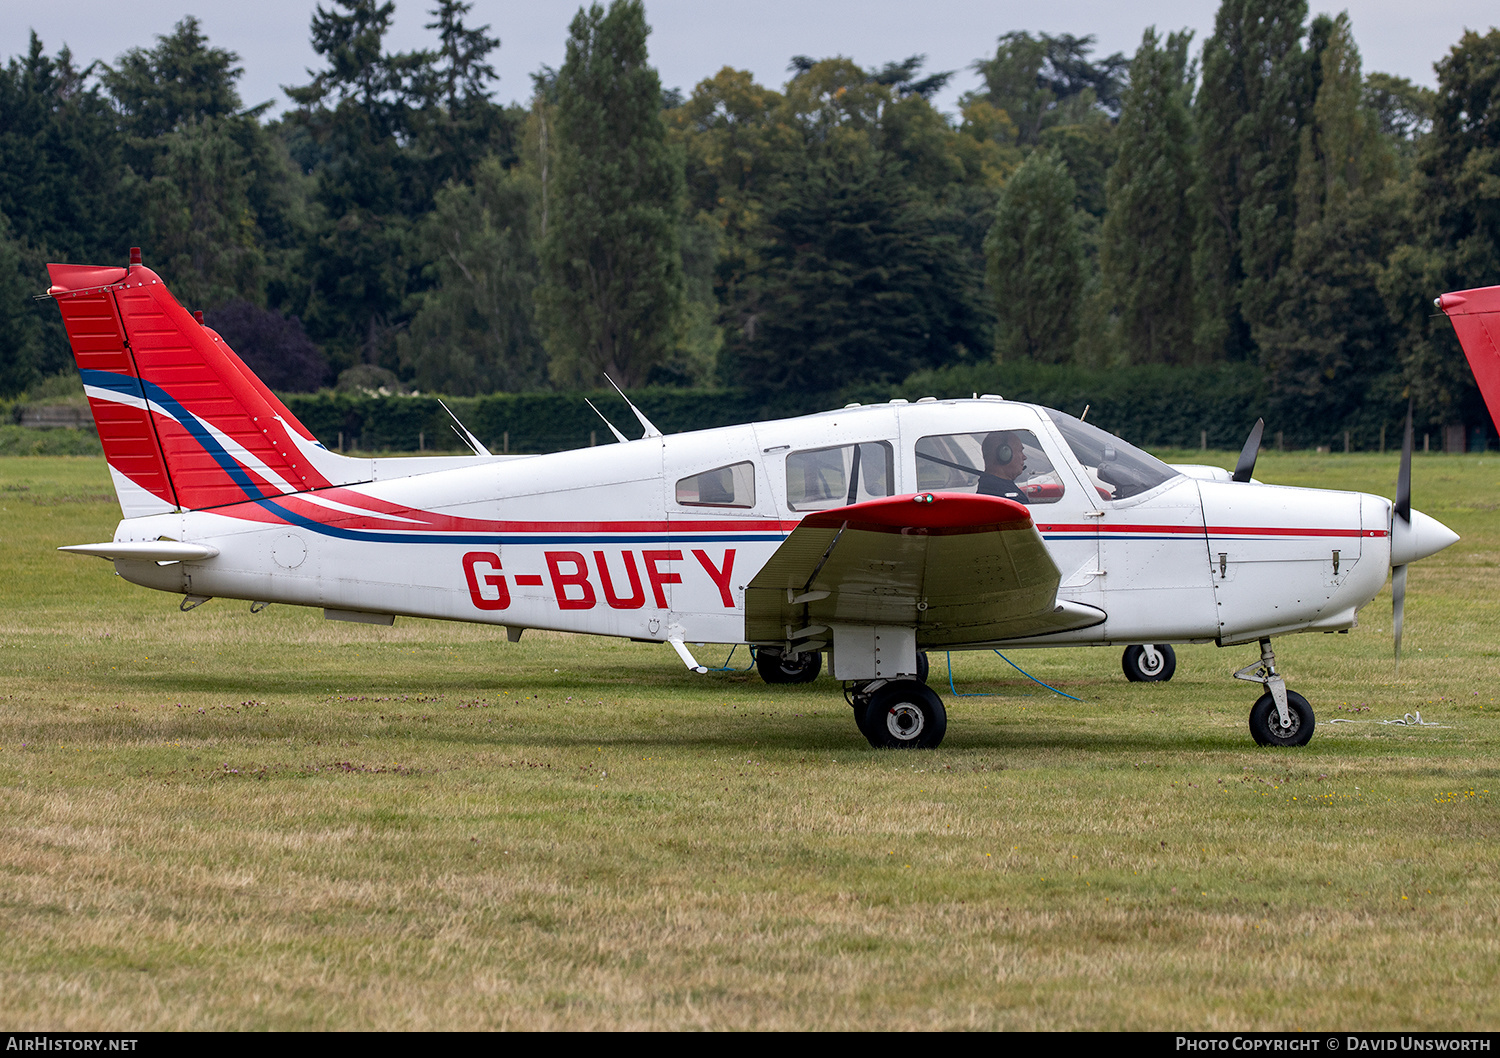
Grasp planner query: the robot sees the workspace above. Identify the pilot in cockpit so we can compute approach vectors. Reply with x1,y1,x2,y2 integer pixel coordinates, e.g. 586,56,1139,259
976,430,1027,503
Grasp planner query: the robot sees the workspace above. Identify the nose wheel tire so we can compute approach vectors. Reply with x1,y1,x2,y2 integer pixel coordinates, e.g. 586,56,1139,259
1249,690,1315,747
756,647,822,684
1122,644,1176,682
861,680,947,749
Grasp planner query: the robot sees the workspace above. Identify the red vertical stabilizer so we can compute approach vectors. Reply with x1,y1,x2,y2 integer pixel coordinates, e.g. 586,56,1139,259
1438,286,1500,434
47,257,336,515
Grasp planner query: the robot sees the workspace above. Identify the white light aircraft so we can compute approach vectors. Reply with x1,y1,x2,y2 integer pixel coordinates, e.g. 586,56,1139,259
49,252,1463,749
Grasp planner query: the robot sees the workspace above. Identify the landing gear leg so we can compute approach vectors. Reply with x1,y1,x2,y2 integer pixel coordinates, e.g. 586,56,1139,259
1234,638,1315,747
848,680,882,740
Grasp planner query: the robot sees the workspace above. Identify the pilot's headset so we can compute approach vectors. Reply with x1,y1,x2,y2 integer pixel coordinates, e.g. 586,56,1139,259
982,431,1023,477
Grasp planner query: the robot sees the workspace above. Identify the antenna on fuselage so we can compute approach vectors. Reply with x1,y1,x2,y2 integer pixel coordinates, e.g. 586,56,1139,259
605,375,662,439
585,398,630,444
438,399,493,456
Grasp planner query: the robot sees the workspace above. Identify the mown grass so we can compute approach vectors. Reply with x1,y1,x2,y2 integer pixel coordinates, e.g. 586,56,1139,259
1,452,1499,1029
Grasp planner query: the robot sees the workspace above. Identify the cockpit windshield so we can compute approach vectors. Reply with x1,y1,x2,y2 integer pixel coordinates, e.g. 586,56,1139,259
1044,410,1179,500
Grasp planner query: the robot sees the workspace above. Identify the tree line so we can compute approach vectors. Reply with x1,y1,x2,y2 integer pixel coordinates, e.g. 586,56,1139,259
1,0,1497,437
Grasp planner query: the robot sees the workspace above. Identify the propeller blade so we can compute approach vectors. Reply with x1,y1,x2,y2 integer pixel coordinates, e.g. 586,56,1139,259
1395,400,1413,524
1392,563,1408,674
1231,418,1265,482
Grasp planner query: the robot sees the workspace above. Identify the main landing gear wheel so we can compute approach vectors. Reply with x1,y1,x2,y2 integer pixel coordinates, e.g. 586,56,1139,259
1122,644,1176,682
1249,690,1315,747
915,651,930,684
756,646,821,684
861,680,947,749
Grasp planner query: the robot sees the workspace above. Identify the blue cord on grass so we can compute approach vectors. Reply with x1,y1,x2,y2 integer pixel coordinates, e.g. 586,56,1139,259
946,651,1001,697
706,644,758,672
944,650,1081,701
993,650,1082,701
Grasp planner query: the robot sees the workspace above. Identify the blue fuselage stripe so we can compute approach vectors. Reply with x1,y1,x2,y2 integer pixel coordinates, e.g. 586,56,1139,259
254,501,789,545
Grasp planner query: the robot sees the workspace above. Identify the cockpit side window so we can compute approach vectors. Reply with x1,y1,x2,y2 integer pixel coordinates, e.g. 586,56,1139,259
915,430,1063,504
786,441,894,511
1044,410,1179,500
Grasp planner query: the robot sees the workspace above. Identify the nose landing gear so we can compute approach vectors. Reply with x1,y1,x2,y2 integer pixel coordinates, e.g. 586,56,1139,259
1234,638,1315,746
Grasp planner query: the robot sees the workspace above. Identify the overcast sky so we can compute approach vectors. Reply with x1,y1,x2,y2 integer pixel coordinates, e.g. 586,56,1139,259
2,0,1496,119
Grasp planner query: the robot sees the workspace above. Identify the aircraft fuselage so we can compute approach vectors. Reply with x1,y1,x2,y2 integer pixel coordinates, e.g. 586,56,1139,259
106,398,1398,652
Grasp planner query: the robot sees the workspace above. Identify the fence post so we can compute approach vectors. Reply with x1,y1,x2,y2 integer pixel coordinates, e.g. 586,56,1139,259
1200,429,1207,451
1344,430,1351,453
503,431,509,455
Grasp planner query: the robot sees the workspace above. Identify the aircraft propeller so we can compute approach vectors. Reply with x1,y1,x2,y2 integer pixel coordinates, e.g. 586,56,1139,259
1232,418,1265,482
1386,402,1461,672
1391,403,1414,672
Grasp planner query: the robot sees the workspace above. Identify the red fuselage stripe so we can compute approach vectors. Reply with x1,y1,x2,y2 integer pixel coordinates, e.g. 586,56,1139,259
1036,522,1385,538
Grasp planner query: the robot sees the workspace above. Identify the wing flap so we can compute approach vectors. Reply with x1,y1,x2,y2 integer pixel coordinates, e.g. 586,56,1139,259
747,493,1103,647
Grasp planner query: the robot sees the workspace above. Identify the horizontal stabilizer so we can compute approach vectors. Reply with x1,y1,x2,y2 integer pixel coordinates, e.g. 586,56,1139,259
59,541,220,562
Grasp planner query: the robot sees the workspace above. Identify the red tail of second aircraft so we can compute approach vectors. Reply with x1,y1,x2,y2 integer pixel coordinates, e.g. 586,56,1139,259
1438,285,1500,435
48,250,358,518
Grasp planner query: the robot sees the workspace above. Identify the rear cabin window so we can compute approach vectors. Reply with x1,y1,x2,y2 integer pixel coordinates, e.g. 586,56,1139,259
676,462,756,508
915,430,1064,504
786,441,894,511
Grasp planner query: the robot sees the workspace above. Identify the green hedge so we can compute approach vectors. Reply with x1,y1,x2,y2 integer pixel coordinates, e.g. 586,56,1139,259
276,366,1436,455
279,389,763,454
891,362,1428,452
0,424,101,455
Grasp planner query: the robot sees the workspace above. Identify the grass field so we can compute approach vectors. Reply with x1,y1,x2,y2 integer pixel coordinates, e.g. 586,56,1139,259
2,451,1499,1030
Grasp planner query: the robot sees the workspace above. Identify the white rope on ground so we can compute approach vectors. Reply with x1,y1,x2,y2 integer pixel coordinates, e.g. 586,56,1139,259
1327,710,1448,728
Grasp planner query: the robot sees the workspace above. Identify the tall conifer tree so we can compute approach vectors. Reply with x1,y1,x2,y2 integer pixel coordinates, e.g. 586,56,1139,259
1100,28,1196,364
985,149,1084,362
536,0,684,388
1192,0,1310,361
1261,14,1397,436
1382,28,1500,432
